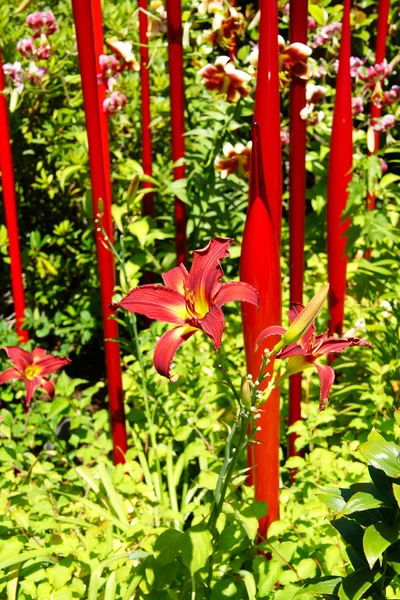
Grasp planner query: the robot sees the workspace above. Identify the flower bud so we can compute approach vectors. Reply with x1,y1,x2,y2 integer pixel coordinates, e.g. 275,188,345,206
240,377,252,408
273,283,329,353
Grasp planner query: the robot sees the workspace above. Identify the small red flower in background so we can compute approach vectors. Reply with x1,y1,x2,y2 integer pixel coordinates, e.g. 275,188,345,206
199,56,252,103
215,141,252,178
278,35,312,80
256,300,371,410
0,347,71,411
207,8,245,48
111,238,259,381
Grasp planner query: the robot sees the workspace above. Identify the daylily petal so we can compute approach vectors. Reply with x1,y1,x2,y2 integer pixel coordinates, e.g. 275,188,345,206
291,62,310,80
284,42,312,65
32,348,47,360
316,336,372,357
3,346,32,371
314,363,335,410
276,343,308,360
162,264,189,295
36,356,71,377
277,35,286,52
24,376,41,410
199,304,226,349
274,354,313,388
0,367,22,384
40,377,55,397
215,281,259,308
255,326,286,351
153,325,197,381
187,237,233,315
111,285,188,323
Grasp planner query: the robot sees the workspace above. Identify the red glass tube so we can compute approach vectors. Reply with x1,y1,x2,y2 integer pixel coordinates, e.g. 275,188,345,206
367,0,390,211
71,0,127,464
244,0,282,537
0,48,29,343
166,0,187,265
327,0,352,337
254,0,282,246
241,123,282,539
139,0,155,218
288,0,308,458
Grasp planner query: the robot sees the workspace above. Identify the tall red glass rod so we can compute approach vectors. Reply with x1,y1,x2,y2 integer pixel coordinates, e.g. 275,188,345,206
0,48,29,343
166,0,187,265
288,0,308,457
242,0,282,537
254,0,282,245
367,0,390,211
327,0,352,337
72,0,127,464
241,123,282,539
139,0,155,218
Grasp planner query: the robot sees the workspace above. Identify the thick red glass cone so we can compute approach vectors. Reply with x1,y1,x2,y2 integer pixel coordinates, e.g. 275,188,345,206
72,0,127,464
241,123,282,538
139,0,155,218
367,0,390,213
288,0,308,458
254,0,282,246
0,48,28,343
327,0,352,337
166,0,187,265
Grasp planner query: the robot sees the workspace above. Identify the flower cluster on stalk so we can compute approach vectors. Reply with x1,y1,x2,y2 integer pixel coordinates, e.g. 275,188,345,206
99,38,139,115
2,11,57,106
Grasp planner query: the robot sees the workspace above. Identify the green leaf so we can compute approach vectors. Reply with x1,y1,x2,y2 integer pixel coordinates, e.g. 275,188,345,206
336,491,387,518
153,529,183,566
58,165,82,191
332,518,368,569
379,173,400,188
363,522,400,569
317,491,346,513
104,571,116,600
180,525,213,574
97,463,129,526
394,483,400,507
239,570,257,600
359,438,400,478
386,551,400,575
294,576,342,597
338,568,381,600
308,4,326,24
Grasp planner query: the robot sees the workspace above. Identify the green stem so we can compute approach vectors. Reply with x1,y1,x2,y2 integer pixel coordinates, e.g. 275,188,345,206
167,443,180,530
97,222,165,506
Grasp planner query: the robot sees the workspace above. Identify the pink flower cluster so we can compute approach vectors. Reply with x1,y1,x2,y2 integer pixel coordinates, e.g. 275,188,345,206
372,85,400,109
333,56,366,77
17,11,57,61
371,113,396,133
103,91,127,115
352,97,364,116
311,22,342,48
26,11,58,37
99,40,139,115
3,61,47,93
357,61,392,86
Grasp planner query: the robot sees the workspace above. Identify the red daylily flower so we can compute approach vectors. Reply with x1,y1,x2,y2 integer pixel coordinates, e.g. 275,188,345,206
0,347,71,411
199,56,252,103
111,238,259,381
215,141,252,178
256,303,371,410
278,35,312,80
